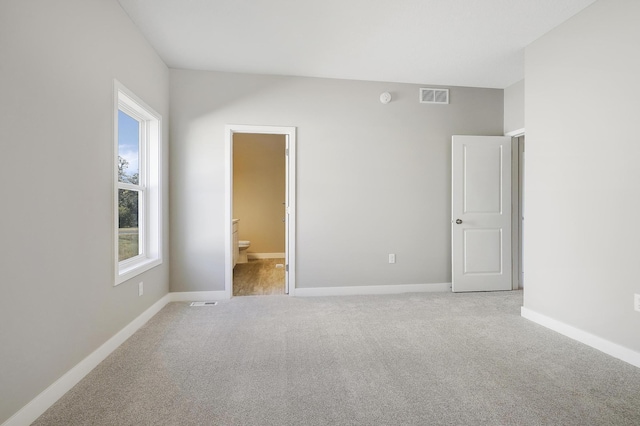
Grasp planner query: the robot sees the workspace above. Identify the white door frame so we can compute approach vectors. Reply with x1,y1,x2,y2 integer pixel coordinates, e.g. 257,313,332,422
224,124,297,298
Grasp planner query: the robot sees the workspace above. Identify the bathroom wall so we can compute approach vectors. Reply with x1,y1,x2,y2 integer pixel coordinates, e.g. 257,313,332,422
233,133,286,255
169,69,503,292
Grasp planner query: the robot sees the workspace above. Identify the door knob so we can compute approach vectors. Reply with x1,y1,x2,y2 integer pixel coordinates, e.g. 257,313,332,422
455,219,462,224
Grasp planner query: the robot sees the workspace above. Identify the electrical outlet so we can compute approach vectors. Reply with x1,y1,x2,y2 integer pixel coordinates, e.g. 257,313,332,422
634,294,640,312
138,282,144,297
388,253,396,264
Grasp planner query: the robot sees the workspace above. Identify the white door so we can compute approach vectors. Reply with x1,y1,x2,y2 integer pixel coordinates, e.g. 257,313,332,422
452,136,512,292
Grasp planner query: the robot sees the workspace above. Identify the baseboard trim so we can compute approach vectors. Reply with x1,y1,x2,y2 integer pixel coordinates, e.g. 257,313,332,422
247,253,285,260
2,294,172,426
295,282,451,297
169,291,229,302
521,307,640,369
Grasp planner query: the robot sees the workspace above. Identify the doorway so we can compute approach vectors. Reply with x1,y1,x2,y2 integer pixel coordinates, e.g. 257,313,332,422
224,125,296,298
233,133,286,295
513,134,525,289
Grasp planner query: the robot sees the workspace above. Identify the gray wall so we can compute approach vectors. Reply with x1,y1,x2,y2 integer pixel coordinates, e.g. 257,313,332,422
234,133,286,254
170,70,503,292
504,79,524,134
524,0,640,352
0,1,170,423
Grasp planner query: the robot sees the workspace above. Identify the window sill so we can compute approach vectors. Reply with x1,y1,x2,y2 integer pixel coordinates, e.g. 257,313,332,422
115,257,162,286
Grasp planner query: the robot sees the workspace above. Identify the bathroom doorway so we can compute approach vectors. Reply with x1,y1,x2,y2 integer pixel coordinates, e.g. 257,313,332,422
233,133,286,295
224,125,296,298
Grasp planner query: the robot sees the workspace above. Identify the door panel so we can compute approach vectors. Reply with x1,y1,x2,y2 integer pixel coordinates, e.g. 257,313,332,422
464,229,502,274
452,136,512,292
463,144,503,213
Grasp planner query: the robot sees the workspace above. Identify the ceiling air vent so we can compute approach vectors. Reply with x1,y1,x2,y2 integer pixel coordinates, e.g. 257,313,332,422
420,88,449,104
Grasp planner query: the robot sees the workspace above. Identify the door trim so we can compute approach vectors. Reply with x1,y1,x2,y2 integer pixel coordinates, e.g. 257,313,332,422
224,124,297,298
505,128,525,137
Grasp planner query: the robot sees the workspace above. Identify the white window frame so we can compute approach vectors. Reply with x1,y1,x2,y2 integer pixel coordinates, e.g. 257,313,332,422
114,80,162,285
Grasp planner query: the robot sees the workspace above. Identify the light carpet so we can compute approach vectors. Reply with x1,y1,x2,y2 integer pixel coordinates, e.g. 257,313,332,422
34,291,640,425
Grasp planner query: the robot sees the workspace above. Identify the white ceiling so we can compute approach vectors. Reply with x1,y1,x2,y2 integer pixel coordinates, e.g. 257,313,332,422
118,0,597,89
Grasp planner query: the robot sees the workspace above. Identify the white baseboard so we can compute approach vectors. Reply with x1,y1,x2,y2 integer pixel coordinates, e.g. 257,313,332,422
169,291,229,302
294,282,451,297
521,307,640,369
247,253,285,260
2,294,172,426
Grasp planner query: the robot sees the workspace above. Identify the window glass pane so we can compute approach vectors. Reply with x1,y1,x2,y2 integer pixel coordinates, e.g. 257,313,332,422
118,110,140,184
118,189,140,261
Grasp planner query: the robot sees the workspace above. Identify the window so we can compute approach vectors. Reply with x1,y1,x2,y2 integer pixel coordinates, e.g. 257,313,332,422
114,81,161,285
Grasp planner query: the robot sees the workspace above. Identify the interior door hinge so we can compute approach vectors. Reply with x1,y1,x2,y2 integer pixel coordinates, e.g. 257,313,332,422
285,148,289,156
285,264,289,272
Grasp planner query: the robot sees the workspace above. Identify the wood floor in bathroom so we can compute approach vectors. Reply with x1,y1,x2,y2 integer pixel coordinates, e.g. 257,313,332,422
233,258,286,296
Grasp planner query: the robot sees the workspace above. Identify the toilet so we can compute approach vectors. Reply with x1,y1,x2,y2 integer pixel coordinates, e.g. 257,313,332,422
238,240,251,264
